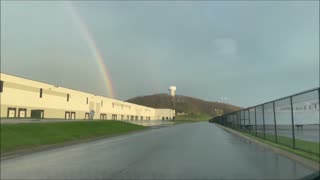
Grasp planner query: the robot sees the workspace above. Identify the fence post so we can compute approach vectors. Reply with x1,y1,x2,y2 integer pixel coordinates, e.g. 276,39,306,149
290,96,296,149
262,104,266,139
248,109,251,133
318,88,320,143
273,101,278,143
240,111,242,131
238,112,240,129
254,106,257,136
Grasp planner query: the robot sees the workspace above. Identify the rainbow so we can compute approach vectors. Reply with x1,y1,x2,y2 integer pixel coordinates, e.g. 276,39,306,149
65,1,115,98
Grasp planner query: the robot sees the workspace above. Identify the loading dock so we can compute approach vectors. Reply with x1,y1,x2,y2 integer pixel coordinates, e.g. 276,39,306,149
30,110,44,119
7,108,16,118
65,112,70,119
71,112,76,119
18,108,27,118
85,112,89,119
100,113,107,120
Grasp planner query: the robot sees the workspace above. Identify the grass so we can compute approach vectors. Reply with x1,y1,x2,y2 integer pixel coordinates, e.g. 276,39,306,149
1,121,146,153
173,120,199,124
232,128,320,162
176,113,212,121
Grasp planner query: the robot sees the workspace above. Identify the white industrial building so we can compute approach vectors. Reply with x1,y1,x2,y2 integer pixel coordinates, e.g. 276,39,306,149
0,73,175,120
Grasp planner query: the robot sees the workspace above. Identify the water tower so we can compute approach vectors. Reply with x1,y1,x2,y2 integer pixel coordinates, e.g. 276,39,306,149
168,86,176,97
168,86,176,120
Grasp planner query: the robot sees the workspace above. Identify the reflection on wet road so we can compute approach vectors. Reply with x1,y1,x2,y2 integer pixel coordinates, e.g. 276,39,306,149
1,122,316,179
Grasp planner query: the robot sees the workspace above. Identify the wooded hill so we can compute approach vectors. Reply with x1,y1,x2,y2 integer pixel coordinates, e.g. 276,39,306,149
127,94,241,118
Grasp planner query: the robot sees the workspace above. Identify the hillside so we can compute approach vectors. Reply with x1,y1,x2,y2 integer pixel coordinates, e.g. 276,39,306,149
126,94,241,119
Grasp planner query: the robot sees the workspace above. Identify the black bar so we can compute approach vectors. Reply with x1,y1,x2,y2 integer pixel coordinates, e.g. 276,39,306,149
240,111,242,131
290,96,296,149
248,109,251,133
273,101,278,143
262,104,266,139
254,106,257,136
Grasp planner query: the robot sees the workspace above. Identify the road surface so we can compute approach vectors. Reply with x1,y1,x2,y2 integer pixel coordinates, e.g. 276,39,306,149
0,122,316,179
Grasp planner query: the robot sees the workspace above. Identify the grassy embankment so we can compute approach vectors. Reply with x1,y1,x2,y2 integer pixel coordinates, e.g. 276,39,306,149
176,113,212,121
1,121,146,153
238,129,320,162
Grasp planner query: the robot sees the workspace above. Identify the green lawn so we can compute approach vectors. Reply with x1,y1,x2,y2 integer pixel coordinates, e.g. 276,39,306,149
232,128,320,162
176,113,212,121
1,121,146,153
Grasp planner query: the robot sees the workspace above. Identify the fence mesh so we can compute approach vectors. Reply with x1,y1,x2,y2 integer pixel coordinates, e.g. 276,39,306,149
210,88,320,155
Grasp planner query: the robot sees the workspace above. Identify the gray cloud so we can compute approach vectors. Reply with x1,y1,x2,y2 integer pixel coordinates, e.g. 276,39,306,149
1,1,319,107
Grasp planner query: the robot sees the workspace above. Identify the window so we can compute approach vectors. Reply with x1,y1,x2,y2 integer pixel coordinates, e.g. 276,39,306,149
67,94,69,102
0,80,3,93
101,100,103,106
86,97,88,104
40,88,43,98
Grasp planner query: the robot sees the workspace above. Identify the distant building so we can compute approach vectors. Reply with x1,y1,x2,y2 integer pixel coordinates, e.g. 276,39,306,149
0,73,175,120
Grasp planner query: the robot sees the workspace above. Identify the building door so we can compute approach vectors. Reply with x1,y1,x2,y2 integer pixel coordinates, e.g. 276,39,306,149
7,108,16,118
100,114,107,120
65,112,70,119
71,112,76,119
31,110,44,119
85,113,89,119
18,108,27,118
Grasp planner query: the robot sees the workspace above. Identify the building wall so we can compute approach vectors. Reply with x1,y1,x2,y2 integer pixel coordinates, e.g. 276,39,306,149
0,73,173,120
155,109,176,120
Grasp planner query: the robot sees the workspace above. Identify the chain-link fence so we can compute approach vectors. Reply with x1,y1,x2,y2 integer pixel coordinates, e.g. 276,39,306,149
210,88,320,155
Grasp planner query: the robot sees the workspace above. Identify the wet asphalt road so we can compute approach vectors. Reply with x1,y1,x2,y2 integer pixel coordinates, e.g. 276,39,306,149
0,122,316,179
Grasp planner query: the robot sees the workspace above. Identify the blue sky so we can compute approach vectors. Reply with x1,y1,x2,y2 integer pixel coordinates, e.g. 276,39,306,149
1,1,319,107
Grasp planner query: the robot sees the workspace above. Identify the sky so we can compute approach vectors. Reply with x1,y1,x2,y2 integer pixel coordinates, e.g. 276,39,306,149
1,1,319,107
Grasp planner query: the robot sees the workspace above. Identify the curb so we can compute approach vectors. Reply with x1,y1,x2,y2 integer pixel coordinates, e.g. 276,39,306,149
215,124,320,171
